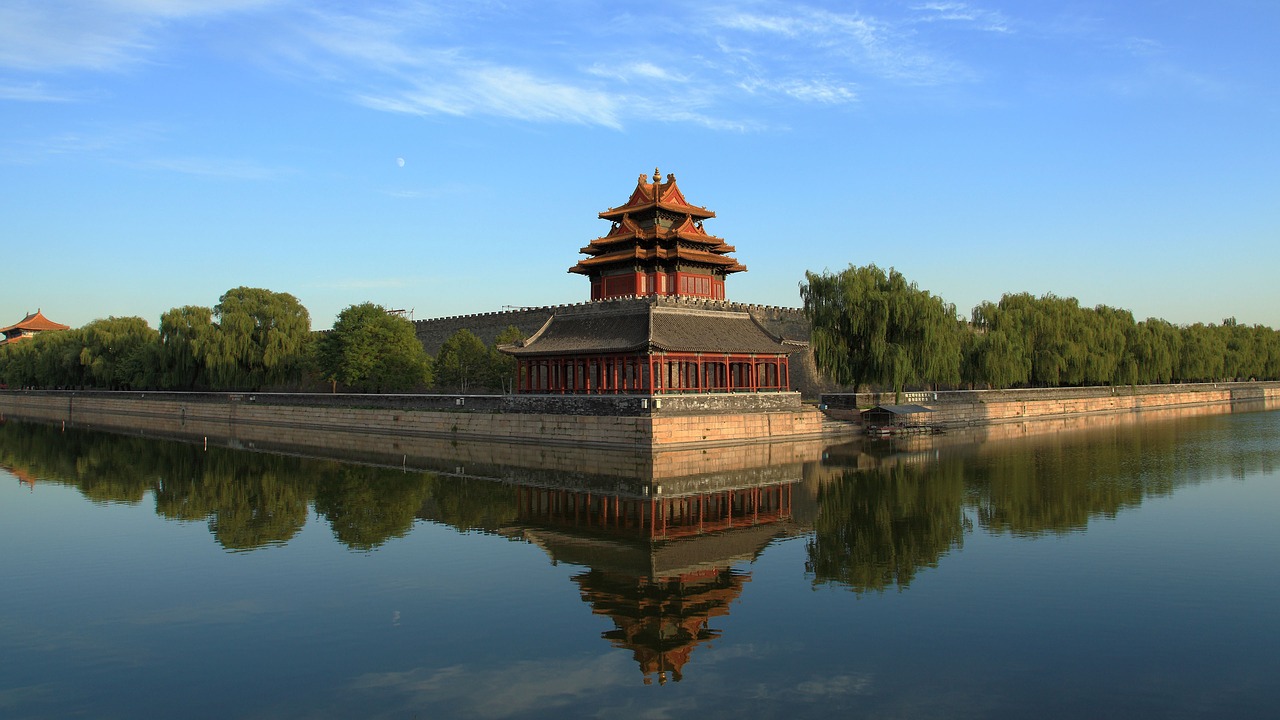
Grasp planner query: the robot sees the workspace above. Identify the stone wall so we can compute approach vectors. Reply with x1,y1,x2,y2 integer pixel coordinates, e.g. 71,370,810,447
0,390,848,450
821,382,1280,427
414,306,554,355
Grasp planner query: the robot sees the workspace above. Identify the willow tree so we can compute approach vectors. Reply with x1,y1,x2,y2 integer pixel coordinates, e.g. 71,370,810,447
801,264,961,394
967,300,1031,388
78,316,160,390
159,305,217,390
207,287,312,390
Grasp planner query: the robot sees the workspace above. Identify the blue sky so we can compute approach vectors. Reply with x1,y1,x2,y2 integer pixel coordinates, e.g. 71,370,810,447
3,0,1277,331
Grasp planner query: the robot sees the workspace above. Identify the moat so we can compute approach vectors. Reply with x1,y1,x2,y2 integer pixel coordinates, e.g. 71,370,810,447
3,405,1278,718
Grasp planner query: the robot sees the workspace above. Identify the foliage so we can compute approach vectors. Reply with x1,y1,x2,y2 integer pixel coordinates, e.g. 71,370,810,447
206,287,312,390
801,264,962,394
433,329,492,392
314,466,434,550
807,461,968,593
317,303,432,392
78,316,160,390
488,325,525,393
158,305,217,390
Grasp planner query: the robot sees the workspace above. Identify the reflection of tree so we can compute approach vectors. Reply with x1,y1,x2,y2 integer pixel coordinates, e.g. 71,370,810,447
968,425,1189,536
417,475,518,534
0,422,157,504
2,422,318,551
807,460,968,593
156,455,313,551
315,466,434,551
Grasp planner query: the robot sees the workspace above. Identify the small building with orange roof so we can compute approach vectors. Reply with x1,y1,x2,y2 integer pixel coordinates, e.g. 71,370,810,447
0,310,70,345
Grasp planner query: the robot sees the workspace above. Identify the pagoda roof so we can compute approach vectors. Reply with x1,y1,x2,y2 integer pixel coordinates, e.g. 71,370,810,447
599,169,716,222
578,215,737,255
568,245,747,274
501,300,794,357
0,310,70,335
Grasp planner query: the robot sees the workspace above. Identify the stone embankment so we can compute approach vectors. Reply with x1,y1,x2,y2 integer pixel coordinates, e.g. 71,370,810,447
0,390,850,450
821,381,1280,427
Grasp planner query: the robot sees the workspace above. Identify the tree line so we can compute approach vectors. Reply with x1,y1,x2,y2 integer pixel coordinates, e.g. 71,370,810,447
803,264,1280,393
0,287,521,393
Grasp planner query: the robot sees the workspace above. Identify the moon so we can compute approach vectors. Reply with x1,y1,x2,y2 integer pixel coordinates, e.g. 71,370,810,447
396,157,405,168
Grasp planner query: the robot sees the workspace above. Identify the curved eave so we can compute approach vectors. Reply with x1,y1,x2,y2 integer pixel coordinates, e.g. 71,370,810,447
599,202,715,221
569,246,746,273
579,229,732,255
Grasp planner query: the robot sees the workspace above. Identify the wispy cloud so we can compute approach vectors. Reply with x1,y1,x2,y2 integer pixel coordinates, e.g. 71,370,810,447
0,0,278,72
0,0,1047,133
738,77,858,104
142,156,289,180
357,65,624,128
290,8,627,128
911,2,1013,33
586,61,690,84
712,5,970,85
0,81,78,102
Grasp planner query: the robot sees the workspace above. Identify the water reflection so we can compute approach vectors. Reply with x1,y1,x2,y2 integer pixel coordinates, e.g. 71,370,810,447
5,405,1278,558
508,478,795,684
4,405,1280,686
4,405,1279,717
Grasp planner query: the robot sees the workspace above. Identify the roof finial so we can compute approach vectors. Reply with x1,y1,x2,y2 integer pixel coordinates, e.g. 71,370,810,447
667,172,675,183
653,167,661,183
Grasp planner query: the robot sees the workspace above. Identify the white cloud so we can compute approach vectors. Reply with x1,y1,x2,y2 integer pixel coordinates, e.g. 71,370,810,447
143,156,287,180
711,6,969,85
586,61,690,83
0,81,77,102
912,2,1012,33
739,77,858,104
0,0,278,72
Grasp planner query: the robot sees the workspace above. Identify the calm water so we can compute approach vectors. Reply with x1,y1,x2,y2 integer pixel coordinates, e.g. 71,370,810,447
2,408,1279,719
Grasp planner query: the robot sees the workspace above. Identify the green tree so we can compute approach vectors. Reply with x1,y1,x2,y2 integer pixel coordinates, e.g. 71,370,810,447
207,287,312,390
487,325,525,393
78,316,160,389
434,329,491,391
1176,323,1226,382
801,264,961,394
317,303,432,392
159,305,217,390
966,300,1031,388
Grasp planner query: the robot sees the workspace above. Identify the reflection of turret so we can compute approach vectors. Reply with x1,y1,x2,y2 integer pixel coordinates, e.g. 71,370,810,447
11,466,37,491
509,477,795,684
574,567,748,685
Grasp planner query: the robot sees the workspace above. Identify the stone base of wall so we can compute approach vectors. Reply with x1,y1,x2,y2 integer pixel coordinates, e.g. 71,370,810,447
0,391,854,450
822,382,1280,428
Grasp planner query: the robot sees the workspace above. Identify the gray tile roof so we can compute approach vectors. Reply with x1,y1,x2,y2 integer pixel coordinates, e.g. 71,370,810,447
502,303,793,357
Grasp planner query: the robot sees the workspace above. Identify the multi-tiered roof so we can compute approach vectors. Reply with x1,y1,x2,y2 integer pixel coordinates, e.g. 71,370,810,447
0,310,70,345
570,169,745,301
